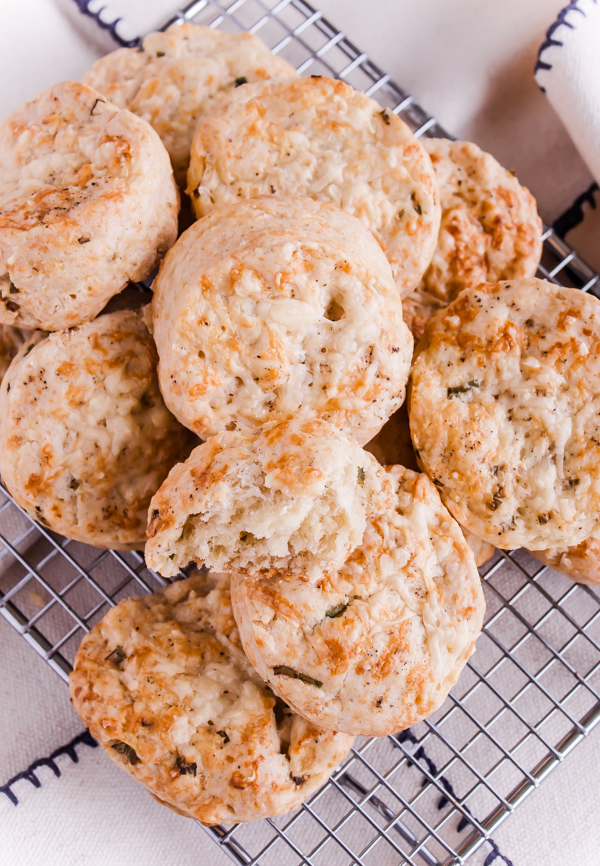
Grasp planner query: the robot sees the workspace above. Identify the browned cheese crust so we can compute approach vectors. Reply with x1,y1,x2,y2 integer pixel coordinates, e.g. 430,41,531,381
0,81,178,330
70,574,354,824
403,139,542,340
0,309,195,548
409,279,600,550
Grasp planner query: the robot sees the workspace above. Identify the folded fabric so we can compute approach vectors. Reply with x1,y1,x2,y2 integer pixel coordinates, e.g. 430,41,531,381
535,0,600,185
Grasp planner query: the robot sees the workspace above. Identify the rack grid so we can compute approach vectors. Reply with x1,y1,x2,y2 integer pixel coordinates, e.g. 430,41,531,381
2,1,600,864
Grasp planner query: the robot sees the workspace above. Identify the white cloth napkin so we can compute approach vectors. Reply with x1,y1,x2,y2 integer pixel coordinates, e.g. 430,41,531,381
535,0,600,185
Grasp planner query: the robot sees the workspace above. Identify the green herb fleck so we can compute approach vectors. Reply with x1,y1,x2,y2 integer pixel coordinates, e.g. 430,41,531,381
488,488,504,511
447,380,479,398
379,109,391,125
8,283,19,294
326,603,347,619
273,665,323,688
105,646,127,669
234,76,248,87
175,756,197,775
239,533,250,543
111,741,139,765
156,51,165,57
357,467,365,486
24,344,34,356
411,192,422,215
538,513,551,525
169,553,176,561
35,506,50,527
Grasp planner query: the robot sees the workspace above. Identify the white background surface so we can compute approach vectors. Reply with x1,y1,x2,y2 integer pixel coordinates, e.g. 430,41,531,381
1,1,599,864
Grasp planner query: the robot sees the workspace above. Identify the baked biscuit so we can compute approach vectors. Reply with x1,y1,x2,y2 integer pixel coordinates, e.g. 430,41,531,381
145,419,392,579
365,405,495,567
410,279,600,550
0,81,178,331
152,195,412,442
531,539,600,585
70,574,354,825
403,139,542,340
0,309,194,549
232,466,484,736
0,324,28,383
83,24,297,186
187,76,440,295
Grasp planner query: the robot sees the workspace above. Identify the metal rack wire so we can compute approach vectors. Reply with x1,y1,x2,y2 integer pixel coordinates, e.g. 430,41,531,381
2,0,600,864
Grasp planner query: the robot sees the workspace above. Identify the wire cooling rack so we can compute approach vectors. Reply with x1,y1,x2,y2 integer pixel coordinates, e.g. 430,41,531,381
3,0,600,864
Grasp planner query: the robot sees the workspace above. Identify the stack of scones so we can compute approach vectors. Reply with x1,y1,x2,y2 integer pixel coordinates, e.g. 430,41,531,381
1,23,599,825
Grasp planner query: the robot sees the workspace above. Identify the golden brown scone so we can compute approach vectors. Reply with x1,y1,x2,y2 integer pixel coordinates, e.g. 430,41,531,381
410,279,600,550
83,23,297,185
0,81,178,331
403,139,542,340
531,539,600,585
0,324,29,383
0,309,195,549
232,466,484,736
70,574,354,825
152,195,413,443
365,404,495,567
145,419,393,579
187,76,440,296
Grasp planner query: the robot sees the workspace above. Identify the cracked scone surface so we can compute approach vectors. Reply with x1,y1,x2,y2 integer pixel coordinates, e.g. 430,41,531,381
152,195,412,442
0,81,178,331
70,574,353,825
403,139,542,340
146,418,392,578
409,279,600,550
231,466,484,736
532,538,600,585
0,309,195,549
187,76,440,295
83,23,297,185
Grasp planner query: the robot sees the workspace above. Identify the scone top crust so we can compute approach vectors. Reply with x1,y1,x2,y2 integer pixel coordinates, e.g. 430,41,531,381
403,139,542,340
187,76,441,295
0,309,195,549
83,23,298,184
410,279,600,550
145,418,393,579
69,574,353,825
231,465,484,737
0,81,178,331
152,195,413,443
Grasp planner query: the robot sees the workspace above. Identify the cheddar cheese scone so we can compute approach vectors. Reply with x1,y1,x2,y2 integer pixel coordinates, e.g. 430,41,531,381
0,81,178,331
187,76,440,296
403,139,542,339
152,195,413,443
0,309,194,548
410,279,600,550
232,465,484,736
70,574,354,825
145,419,392,579
83,23,297,185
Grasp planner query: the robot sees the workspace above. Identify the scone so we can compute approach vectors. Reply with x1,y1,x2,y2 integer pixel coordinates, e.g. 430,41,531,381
69,574,354,825
365,404,495,567
187,76,440,296
409,279,600,550
0,309,195,549
232,465,485,736
152,195,413,443
531,539,600,586
145,419,392,579
0,324,28,383
0,81,178,331
403,139,542,339
83,23,297,185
